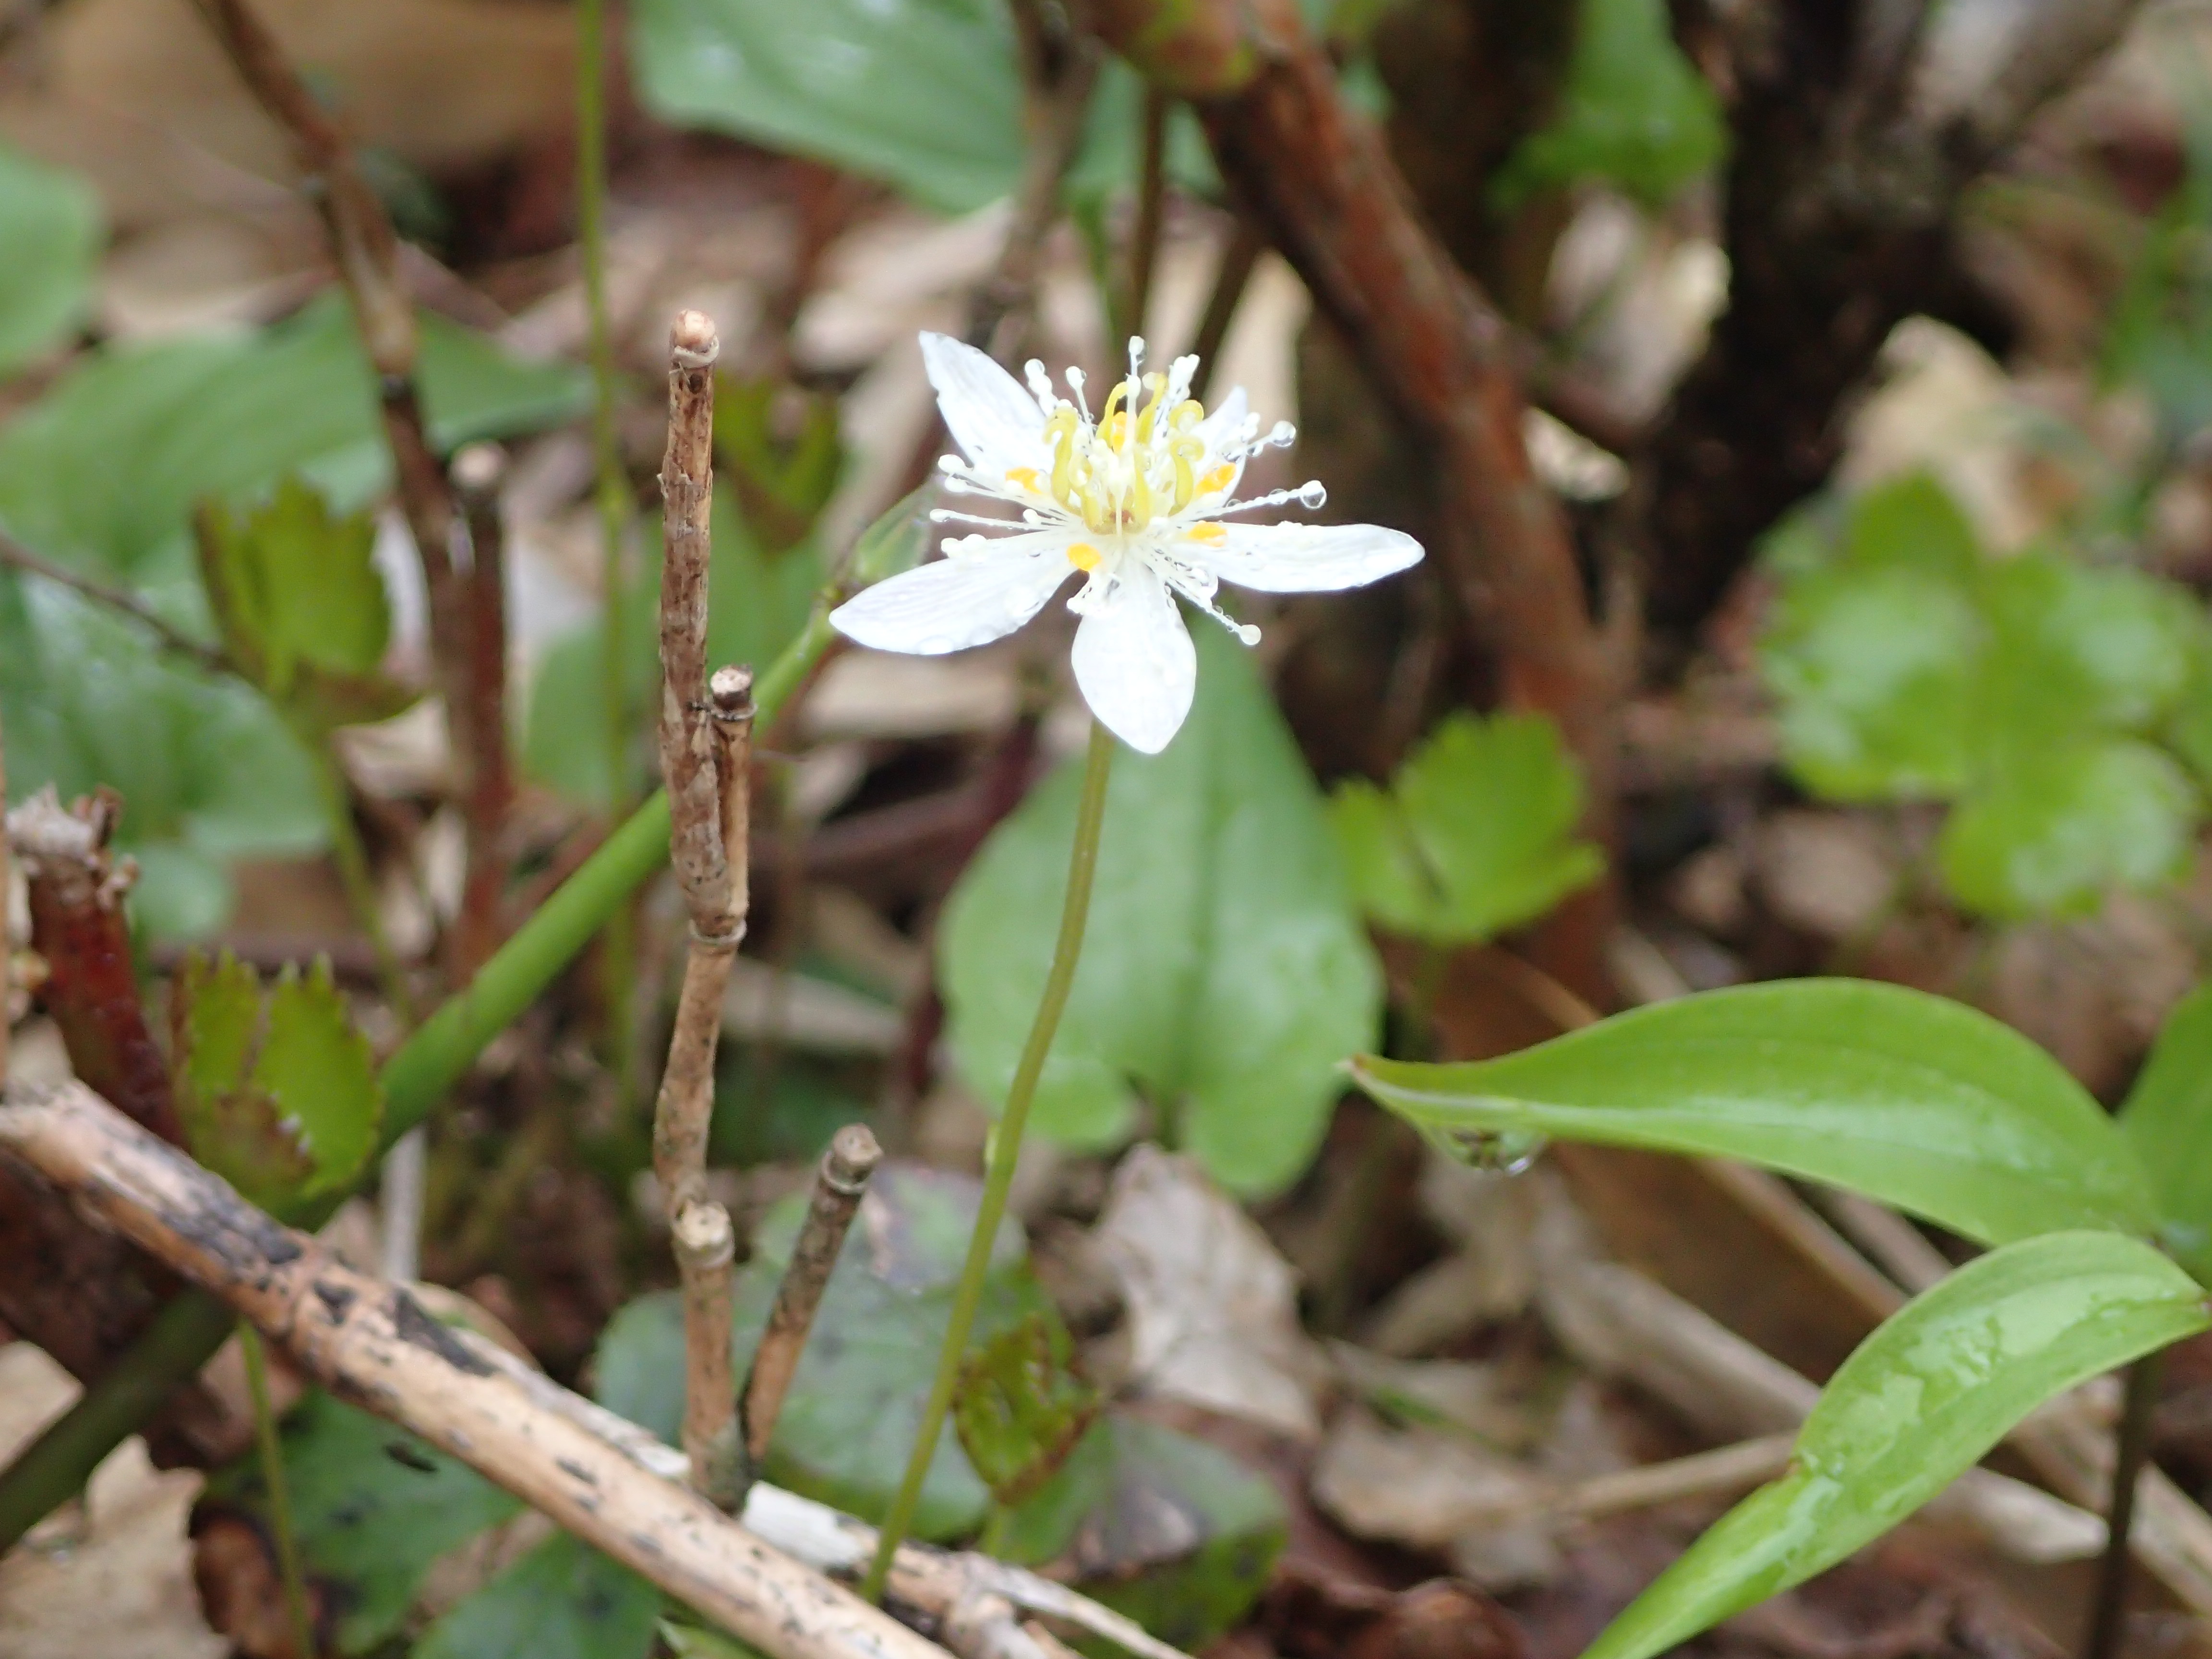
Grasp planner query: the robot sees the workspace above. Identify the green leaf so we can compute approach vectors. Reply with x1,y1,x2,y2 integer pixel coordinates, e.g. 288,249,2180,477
170,951,384,1212
0,576,325,939
952,1314,1101,1508
0,144,100,374
941,624,1382,1194
196,477,418,735
0,291,587,583
523,490,824,808
415,1532,659,1659
2119,983,2212,1277
1330,712,1603,944
1936,739,2197,920
1491,0,1724,208
595,1164,1050,1540
715,374,843,553
661,1621,770,1659
1585,1231,2211,1659
1058,1417,1287,1650
846,482,935,589
199,1390,521,1655
1350,978,2159,1246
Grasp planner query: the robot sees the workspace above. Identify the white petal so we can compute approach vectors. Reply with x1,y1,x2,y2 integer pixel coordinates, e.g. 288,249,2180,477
919,332,1048,475
1194,520,1424,594
1070,557,1196,755
1193,386,1248,464
831,541,1075,656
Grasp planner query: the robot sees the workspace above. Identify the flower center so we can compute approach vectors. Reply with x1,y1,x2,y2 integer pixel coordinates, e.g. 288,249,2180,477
1014,373,1214,536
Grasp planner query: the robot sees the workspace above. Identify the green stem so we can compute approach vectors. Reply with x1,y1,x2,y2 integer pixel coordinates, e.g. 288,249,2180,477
2084,1348,2165,1659
0,606,838,1553
577,0,638,1096
977,1503,1012,1560
240,1322,315,1659
861,720,1116,1601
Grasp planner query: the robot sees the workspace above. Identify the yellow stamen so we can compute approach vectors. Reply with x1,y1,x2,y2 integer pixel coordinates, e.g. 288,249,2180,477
1185,522,1226,546
1199,463,1235,496
1105,411,1129,453
1134,373,1169,443
1004,467,1043,493
1045,409,1079,505
1067,542,1101,571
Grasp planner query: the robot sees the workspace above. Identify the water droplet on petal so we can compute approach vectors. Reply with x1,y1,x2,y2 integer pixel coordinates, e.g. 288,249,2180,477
1297,481,1327,509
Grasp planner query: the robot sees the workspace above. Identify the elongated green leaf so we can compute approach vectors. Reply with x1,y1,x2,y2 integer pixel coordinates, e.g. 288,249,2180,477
0,292,587,582
0,144,100,374
1586,1231,2210,1659
1350,979,2158,1245
942,624,1381,1194
2121,982,2212,1278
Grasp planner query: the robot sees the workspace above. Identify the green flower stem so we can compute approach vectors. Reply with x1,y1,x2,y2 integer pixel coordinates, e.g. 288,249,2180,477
240,1321,315,1659
577,0,639,1096
861,719,1116,1601
0,607,838,1553
311,740,417,1025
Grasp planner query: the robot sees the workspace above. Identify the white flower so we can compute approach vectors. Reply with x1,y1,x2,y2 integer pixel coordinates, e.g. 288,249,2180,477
829,332,1424,754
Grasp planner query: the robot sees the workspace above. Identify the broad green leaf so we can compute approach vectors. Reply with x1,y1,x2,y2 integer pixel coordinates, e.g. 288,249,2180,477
197,477,418,735
0,576,325,938
627,0,1211,214
1936,739,2197,920
1841,472,1984,581
715,373,843,553
523,489,823,807
169,952,383,1212
1351,978,2159,1245
662,1622,770,1659
1058,1417,1286,1650
0,292,587,582
1586,1231,2210,1659
1491,0,1723,208
1331,711,1602,944
952,1314,1101,1507
2120,982,2212,1277
942,624,1381,1194
415,1532,659,1659
199,1390,521,1655
595,1164,1049,1539
0,144,100,374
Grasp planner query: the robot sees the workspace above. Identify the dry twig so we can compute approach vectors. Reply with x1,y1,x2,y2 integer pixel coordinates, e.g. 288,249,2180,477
745,1124,882,1464
190,0,492,948
0,1081,1191,1659
0,529,232,678
653,310,753,1506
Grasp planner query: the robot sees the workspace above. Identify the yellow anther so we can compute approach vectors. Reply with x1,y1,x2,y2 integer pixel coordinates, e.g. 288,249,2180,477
1004,467,1044,493
1185,522,1227,546
1129,463,1153,529
1067,542,1102,571
1045,408,1079,504
1172,454,1196,512
1199,463,1236,496
1105,411,1130,453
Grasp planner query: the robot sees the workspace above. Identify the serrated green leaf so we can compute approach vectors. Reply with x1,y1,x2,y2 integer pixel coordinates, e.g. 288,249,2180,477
941,624,1382,1194
1937,739,2197,920
953,1314,1101,1507
0,577,325,939
1491,0,1724,208
199,1390,521,1655
1585,1232,2210,1659
0,143,100,375
1351,978,2159,1246
523,488,824,808
415,1531,659,1659
168,952,383,1211
1332,712,1602,944
595,1164,1047,1540
2119,982,2212,1278
196,477,418,735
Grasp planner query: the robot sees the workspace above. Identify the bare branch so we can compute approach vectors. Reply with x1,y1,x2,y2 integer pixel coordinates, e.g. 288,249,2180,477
0,530,232,678
744,1125,881,1463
